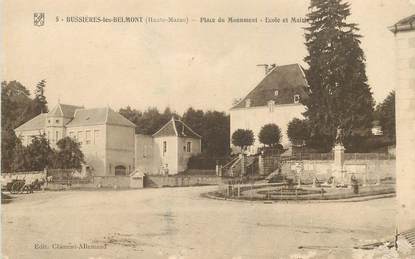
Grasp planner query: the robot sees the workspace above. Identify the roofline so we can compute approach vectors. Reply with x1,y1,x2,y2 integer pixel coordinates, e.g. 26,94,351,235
152,119,173,137
388,24,415,33
177,119,202,138
14,113,47,131
230,102,304,111
172,117,178,136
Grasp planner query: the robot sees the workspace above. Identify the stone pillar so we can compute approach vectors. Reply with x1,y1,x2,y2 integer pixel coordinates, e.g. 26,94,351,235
389,20,415,232
240,153,245,179
333,144,345,183
258,155,265,175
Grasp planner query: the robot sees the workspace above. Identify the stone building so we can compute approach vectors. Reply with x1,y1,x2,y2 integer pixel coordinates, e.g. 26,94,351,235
230,63,309,153
14,103,136,176
135,117,202,175
389,14,415,233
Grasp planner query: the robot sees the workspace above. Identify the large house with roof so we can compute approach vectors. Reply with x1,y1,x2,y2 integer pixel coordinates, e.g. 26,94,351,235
230,63,309,153
15,103,136,176
135,117,202,175
15,104,201,176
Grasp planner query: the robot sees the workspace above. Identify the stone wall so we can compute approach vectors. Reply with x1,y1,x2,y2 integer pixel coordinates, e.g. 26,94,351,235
144,175,223,188
281,159,395,184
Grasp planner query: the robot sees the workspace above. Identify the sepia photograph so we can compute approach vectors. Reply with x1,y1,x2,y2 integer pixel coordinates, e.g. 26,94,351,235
1,0,415,258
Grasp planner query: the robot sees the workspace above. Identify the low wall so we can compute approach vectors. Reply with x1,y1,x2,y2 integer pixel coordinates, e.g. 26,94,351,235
144,175,223,188
282,159,395,184
93,176,131,188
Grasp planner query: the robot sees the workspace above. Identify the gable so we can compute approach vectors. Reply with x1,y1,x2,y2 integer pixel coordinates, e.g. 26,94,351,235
152,118,201,139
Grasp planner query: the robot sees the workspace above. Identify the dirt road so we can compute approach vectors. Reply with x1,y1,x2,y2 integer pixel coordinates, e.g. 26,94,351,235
2,186,396,258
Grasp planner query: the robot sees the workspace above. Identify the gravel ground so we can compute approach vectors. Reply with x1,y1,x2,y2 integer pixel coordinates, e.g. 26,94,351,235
2,186,397,259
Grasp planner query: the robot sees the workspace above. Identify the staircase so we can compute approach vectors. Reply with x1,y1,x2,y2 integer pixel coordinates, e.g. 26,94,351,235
226,155,257,177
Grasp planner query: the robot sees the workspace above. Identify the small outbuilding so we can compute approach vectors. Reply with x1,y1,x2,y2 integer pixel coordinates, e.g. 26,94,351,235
129,170,145,189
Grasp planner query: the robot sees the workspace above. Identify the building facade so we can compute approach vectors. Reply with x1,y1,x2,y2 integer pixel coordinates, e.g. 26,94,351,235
230,63,309,153
389,14,415,232
135,118,202,175
14,103,136,176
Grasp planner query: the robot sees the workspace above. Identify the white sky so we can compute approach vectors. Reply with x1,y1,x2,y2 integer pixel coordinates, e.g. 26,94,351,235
2,0,415,114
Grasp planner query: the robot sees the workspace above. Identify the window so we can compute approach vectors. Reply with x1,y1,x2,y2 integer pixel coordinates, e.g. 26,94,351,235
48,120,51,124
94,130,100,144
186,142,192,152
55,131,59,141
115,165,126,176
69,131,74,138
56,119,60,123
77,131,83,144
163,141,167,155
274,90,279,96
85,130,91,144
294,94,300,104
245,99,251,108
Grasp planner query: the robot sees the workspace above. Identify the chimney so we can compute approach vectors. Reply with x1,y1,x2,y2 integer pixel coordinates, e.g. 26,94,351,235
257,63,277,75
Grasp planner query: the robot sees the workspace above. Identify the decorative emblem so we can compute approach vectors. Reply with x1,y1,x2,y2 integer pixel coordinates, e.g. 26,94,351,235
34,13,45,26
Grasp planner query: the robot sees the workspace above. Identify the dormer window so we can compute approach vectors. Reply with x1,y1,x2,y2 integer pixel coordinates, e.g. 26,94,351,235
268,100,275,112
245,99,251,108
274,90,279,96
294,94,300,104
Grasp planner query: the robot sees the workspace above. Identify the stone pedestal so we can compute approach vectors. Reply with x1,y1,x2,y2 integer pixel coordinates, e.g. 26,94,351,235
333,144,346,183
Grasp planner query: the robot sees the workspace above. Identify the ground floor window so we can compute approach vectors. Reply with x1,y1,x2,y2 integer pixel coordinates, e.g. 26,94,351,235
115,165,127,176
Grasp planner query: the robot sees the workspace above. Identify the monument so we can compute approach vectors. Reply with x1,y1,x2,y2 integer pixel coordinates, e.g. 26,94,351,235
332,127,347,184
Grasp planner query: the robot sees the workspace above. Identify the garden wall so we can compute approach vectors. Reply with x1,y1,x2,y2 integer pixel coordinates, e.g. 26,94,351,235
144,175,223,188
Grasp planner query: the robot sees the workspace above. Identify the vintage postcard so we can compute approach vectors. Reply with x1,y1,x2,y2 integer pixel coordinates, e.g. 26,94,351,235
1,0,415,258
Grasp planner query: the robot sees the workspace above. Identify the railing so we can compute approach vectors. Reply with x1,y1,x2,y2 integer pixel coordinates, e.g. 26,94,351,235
344,153,395,160
289,152,334,160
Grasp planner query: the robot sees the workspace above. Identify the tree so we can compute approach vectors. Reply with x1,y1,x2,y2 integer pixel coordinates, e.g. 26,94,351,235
32,79,48,114
1,81,34,173
55,137,85,170
119,106,179,135
12,135,55,171
183,108,230,157
232,129,254,152
303,0,374,152
287,118,311,146
27,135,54,171
376,91,395,141
258,123,281,147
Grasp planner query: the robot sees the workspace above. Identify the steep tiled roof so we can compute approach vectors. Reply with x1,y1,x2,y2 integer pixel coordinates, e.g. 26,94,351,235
231,64,309,109
15,113,47,131
66,107,136,128
153,118,201,139
47,103,83,118
389,14,415,33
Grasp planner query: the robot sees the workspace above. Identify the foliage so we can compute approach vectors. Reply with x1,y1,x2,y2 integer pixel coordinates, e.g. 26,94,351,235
303,0,374,152
1,81,39,172
287,118,311,146
258,123,281,147
119,106,178,135
55,137,85,170
183,108,230,157
32,79,48,114
231,129,254,152
187,153,228,170
375,91,395,141
13,135,55,171
120,106,231,157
